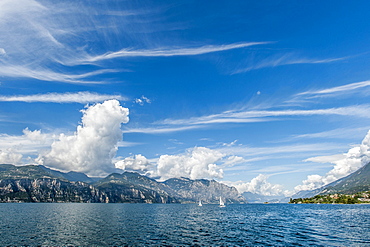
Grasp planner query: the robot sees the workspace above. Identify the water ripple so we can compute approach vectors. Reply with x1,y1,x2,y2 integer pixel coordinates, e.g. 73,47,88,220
0,203,369,246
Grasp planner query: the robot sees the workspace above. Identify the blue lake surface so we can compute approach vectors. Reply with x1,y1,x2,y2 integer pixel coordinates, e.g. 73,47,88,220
0,203,369,246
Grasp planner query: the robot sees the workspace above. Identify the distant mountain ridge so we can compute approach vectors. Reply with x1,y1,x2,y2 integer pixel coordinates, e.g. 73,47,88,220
242,192,287,203
93,172,179,203
319,161,370,194
163,177,246,203
292,162,370,199
38,165,97,183
0,164,246,204
0,164,107,202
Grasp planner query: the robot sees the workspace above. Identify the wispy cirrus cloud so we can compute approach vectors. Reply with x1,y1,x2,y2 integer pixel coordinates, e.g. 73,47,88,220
0,0,125,84
124,105,370,134
126,76,370,135
81,42,271,63
0,65,120,84
285,79,370,106
287,127,370,141
218,142,344,159
123,125,203,134
232,53,348,74
0,92,127,104
159,105,370,126
295,80,370,99
0,0,270,83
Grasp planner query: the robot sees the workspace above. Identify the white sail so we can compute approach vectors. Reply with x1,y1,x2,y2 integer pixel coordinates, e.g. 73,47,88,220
198,200,202,206
219,197,225,207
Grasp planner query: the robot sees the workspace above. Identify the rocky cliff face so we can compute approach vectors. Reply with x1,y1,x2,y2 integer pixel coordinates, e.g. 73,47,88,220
319,162,370,195
0,178,108,203
163,177,247,204
0,164,107,203
94,173,179,203
0,164,246,204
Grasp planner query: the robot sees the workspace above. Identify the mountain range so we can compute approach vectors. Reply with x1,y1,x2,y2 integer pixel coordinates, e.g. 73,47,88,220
1,161,369,203
0,164,247,204
241,192,286,203
292,162,370,199
242,162,370,202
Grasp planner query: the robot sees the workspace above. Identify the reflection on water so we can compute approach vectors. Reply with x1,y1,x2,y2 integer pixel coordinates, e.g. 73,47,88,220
0,203,369,246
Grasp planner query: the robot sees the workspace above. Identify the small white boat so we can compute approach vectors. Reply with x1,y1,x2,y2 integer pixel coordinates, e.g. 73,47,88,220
219,197,226,207
198,200,202,206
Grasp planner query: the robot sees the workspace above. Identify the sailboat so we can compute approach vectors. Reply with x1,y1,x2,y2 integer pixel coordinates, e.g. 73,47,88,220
198,200,202,206
219,197,226,207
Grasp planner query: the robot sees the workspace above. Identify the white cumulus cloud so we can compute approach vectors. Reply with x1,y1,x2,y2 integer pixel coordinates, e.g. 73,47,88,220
114,146,246,180
223,155,245,166
228,174,284,196
156,147,225,181
38,100,129,176
294,130,370,192
0,129,55,158
22,128,48,143
0,149,23,165
134,95,151,106
115,154,154,175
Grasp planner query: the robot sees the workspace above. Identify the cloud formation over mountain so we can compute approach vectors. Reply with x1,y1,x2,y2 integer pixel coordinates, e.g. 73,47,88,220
115,154,153,175
38,100,129,176
295,130,370,191
156,147,225,181
226,174,284,196
113,147,245,181
0,149,22,165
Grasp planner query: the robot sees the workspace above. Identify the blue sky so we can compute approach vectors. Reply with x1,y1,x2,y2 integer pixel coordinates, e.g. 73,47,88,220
1,0,370,195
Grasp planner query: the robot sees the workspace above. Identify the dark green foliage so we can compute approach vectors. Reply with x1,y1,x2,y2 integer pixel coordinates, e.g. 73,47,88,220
290,191,370,204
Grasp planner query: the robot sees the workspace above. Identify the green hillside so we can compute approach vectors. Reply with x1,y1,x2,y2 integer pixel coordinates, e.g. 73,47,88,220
320,162,370,195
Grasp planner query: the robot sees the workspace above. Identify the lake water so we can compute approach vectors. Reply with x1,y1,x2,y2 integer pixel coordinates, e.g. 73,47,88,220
0,203,369,246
